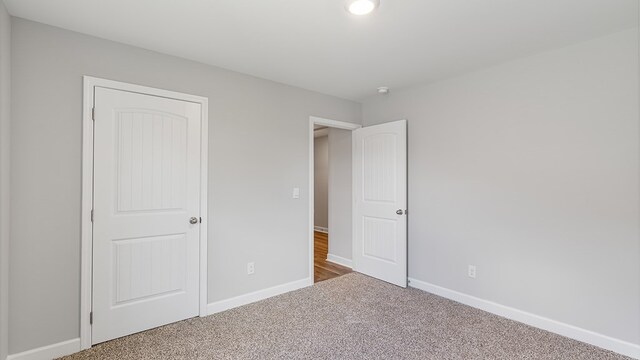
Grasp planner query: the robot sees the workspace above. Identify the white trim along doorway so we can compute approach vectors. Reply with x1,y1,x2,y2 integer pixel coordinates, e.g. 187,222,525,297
81,76,209,349
308,116,361,281
309,116,408,288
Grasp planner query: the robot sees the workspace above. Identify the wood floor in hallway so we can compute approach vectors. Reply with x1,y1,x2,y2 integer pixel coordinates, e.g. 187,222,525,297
314,231,352,283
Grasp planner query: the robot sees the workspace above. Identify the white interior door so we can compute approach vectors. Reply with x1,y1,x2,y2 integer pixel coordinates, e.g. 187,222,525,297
353,120,407,287
92,87,202,344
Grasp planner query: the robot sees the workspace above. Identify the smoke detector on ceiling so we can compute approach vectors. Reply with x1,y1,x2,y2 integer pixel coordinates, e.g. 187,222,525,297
377,87,390,95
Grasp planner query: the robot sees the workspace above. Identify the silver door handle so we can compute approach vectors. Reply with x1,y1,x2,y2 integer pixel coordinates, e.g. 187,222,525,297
396,209,403,215
189,217,198,224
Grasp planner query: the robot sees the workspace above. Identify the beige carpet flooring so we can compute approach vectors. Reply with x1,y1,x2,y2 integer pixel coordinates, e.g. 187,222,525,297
61,273,630,359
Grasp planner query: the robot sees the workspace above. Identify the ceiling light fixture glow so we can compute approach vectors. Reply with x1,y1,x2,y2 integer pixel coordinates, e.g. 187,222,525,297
345,0,380,15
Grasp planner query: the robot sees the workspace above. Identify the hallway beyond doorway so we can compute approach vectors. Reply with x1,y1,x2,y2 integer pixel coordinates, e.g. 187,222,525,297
314,231,351,283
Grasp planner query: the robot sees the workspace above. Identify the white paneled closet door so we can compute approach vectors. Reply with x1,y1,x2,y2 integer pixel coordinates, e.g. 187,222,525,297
92,87,202,344
353,120,407,287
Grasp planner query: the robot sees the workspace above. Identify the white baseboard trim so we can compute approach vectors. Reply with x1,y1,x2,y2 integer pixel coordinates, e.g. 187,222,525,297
207,277,313,315
407,278,640,359
326,254,352,269
8,279,314,360
7,338,80,360
313,226,328,233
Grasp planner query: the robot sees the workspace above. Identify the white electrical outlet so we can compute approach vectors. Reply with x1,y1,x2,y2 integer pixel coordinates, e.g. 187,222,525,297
468,265,476,279
247,262,255,275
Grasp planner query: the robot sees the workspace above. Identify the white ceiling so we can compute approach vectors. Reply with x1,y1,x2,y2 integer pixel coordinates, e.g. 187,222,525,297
4,0,638,100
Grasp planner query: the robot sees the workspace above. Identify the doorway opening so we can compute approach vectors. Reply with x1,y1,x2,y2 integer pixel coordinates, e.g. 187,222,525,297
308,116,407,287
309,117,360,283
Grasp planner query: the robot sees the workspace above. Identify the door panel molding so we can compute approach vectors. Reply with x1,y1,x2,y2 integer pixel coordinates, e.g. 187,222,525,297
81,76,208,350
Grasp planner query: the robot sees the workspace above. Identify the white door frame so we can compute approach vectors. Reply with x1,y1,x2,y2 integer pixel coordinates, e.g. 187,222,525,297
81,76,209,349
308,116,360,280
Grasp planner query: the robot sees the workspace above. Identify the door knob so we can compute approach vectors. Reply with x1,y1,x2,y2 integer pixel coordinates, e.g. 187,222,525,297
189,217,198,224
396,209,403,215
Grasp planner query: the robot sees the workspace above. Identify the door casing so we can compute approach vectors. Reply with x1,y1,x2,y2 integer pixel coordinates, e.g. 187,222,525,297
308,116,361,280
81,76,209,350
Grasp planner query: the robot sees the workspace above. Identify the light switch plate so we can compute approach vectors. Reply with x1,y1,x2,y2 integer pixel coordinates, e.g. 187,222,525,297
293,187,300,199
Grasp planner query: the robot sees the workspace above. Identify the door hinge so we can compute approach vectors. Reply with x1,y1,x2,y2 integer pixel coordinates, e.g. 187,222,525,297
91,108,95,121
89,312,93,325
90,209,94,222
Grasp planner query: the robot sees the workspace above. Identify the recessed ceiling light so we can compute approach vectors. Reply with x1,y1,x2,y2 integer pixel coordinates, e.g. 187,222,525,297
345,0,380,15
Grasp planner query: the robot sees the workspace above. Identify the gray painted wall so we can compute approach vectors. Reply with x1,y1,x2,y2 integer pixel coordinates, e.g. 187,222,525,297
9,18,360,354
0,3,10,360
314,135,328,229
327,128,352,261
362,29,640,344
